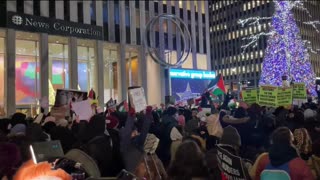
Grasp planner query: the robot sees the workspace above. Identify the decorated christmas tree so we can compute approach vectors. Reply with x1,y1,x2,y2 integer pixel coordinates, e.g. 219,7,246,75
259,1,316,94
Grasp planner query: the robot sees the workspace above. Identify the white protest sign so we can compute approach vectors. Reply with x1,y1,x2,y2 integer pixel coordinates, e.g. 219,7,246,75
128,87,147,112
72,99,93,121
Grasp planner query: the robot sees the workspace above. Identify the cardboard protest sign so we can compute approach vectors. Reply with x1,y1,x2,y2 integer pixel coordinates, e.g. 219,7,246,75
293,83,307,100
50,106,68,120
128,87,147,112
217,145,247,180
241,89,258,105
54,89,88,107
277,87,293,107
259,85,278,107
71,99,93,121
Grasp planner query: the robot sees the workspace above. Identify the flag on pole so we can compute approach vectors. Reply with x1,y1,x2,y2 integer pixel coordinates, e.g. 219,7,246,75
117,100,129,112
207,74,226,96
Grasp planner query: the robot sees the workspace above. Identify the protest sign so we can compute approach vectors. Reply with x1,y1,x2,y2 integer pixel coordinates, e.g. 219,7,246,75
54,89,88,107
259,85,277,107
241,89,257,105
128,87,147,112
277,87,293,107
50,106,68,120
216,144,247,180
71,99,93,121
293,83,307,100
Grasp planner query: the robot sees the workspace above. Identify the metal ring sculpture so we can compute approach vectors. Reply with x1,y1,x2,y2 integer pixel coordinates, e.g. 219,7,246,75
144,14,192,67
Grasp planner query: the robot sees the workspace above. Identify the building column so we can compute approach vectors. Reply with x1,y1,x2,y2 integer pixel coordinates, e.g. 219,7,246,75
5,29,16,117
39,33,49,113
118,44,127,102
96,40,104,107
69,37,78,89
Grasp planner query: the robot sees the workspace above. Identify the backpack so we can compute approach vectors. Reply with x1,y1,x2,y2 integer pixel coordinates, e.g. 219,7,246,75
261,163,291,180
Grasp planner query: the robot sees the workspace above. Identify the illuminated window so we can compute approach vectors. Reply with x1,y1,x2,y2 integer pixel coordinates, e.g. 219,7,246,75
232,32,235,39
258,25,261,31
15,31,40,106
252,1,255,8
240,30,243,36
256,64,259,71
0,30,5,111
236,30,239,38
243,4,247,11
260,50,264,57
248,2,251,10
250,52,254,59
245,29,248,36
249,27,252,34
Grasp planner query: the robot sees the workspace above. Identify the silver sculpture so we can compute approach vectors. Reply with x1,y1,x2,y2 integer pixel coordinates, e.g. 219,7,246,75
144,14,191,67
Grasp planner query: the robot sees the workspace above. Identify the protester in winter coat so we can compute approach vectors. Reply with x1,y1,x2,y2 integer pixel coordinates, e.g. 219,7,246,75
307,139,320,179
206,113,223,150
167,140,209,180
253,127,314,180
81,113,124,177
120,107,153,178
156,106,182,168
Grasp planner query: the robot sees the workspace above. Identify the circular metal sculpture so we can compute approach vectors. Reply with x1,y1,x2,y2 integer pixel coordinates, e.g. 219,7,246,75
144,14,191,67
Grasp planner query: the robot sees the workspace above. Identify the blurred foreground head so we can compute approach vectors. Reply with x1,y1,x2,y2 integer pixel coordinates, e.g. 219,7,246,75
14,160,71,180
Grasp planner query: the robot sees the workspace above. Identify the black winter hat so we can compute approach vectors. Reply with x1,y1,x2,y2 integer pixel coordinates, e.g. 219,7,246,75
167,107,178,116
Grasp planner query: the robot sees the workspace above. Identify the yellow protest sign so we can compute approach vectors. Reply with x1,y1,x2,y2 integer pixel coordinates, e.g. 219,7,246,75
242,89,258,105
277,87,293,107
259,86,277,107
292,83,307,100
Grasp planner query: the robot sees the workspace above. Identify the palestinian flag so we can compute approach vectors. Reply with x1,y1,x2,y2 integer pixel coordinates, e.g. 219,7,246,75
207,74,226,96
117,100,129,112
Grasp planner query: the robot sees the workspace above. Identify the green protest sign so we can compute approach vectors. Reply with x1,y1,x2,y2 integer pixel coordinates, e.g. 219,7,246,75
259,86,277,107
292,83,307,100
242,89,257,105
277,87,293,107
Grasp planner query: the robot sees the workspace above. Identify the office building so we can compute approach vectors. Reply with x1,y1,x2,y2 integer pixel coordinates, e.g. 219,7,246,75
0,0,211,116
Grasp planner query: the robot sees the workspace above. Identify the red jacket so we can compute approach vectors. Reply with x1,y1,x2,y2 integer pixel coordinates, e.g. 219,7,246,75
254,153,314,180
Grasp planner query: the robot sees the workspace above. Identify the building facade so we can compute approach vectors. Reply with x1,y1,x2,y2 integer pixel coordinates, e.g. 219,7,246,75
209,0,320,90
0,0,211,116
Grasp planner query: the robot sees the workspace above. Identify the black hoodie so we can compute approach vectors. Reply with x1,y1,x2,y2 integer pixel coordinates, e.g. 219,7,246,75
269,144,298,166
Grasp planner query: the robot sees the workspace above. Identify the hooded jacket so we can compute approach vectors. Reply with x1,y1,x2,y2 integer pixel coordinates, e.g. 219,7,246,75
253,145,314,180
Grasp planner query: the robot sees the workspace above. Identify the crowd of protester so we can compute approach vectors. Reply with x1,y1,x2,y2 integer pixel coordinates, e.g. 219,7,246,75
1,95,320,180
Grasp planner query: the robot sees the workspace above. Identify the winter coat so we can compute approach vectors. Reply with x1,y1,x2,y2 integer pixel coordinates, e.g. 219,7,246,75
253,149,314,180
185,118,199,135
156,115,178,167
120,111,152,174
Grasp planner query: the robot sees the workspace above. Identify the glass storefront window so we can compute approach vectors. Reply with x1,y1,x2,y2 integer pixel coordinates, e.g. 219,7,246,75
0,29,5,116
15,31,40,107
103,43,119,102
48,36,69,106
77,39,97,92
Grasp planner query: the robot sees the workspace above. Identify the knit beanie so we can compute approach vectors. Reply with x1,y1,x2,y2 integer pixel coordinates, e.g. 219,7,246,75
304,109,316,120
220,125,241,147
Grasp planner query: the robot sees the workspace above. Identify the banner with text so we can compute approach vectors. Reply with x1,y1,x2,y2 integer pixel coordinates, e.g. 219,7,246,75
277,87,293,107
128,87,147,112
293,83,307,100
241,89,258,105
259,86,278,107
216,145,247,180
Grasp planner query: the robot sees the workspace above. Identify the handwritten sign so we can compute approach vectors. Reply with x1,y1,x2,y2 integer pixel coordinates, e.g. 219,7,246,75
259,86,278,107
128,87,147,112
241,89,257,105
72,99,93,121
277,87,293,107
217,144,247,180
293,83,307,100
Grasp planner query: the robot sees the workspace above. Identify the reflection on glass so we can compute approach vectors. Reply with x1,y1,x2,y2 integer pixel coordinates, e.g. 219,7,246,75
15,37,40,105
48,36,69,106
0,35,4,110
77,39,97,92
103,44,118,102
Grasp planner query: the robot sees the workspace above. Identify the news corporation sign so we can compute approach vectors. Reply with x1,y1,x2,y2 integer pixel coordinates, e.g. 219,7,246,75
7,12,103,40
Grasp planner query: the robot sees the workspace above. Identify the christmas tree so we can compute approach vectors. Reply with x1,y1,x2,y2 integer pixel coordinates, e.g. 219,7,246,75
259,1,316,95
